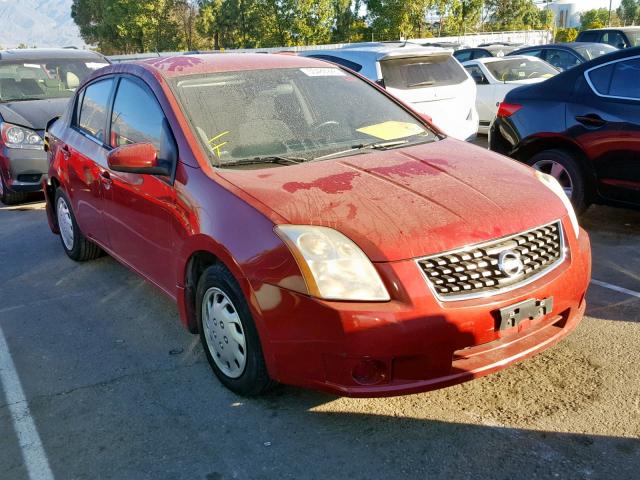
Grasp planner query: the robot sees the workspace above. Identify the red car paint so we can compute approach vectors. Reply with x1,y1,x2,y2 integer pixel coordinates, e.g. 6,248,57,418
44,54,591,397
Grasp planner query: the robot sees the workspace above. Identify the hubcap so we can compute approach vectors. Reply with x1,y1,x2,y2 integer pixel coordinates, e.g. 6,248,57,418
532,159,574,199
56,197,74,250
201,287,247,379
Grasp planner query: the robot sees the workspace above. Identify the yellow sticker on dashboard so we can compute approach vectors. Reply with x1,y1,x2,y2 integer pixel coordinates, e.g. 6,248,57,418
356,121,424,141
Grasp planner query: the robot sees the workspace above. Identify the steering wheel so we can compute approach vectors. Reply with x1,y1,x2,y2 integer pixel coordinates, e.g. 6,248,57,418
314,120,341,134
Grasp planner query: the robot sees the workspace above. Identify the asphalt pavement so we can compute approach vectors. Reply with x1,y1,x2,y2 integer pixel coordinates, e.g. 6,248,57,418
1,196,639,480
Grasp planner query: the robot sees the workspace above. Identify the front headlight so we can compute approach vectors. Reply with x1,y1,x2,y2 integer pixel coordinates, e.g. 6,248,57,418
535,170,580,238
0,122,44,150
275,225,390,301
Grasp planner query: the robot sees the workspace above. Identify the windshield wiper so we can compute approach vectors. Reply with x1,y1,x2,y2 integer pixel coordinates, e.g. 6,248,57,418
310,139,414,162
408,80,435,87
216,155,306,168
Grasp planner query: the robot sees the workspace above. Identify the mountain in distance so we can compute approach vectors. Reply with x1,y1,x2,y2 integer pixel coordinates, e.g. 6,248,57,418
0,0,86,49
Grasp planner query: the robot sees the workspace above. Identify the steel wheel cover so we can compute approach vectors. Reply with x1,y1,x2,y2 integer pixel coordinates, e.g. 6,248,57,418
201,287,247,378
57,197,74,250
532,159,574,199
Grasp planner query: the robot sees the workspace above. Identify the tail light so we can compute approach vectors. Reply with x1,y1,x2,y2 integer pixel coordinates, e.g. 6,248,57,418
496,102,522,118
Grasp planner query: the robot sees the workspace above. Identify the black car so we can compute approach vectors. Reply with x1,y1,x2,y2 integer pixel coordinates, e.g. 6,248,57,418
576,27,640,49
490,47,640,213
454,44,519,63
0,48,108,204
509,42,617,71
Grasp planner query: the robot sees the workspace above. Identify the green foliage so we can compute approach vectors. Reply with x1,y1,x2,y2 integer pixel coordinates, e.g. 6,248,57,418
555,27,578,43
617,0,639,25
71,0,558,54
580,8,619,30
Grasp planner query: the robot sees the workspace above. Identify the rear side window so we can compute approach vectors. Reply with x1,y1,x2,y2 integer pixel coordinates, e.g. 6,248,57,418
602,31,628,48
380,55,468,89
516,49,543,59
473,50,493,59
587,58,640,99
544,49,581,71
453,51,473,62
110,78,166,149
307,55,362,72
76,78,114,142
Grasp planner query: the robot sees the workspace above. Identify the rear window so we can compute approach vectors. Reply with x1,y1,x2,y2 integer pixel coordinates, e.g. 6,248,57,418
577,31,600,42
485,58,557,82
380,55,468,89
573,44,617,61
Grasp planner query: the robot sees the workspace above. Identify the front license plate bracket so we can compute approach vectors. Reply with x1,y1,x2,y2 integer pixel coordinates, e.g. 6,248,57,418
497,297,553,330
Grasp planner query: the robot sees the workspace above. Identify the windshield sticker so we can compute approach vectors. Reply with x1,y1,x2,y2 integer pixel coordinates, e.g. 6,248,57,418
357,121,424,141
23,63,41,69
300,68,346,77
208,130,230,157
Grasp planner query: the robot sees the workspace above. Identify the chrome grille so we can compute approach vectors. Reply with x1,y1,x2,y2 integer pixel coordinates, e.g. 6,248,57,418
417,221,565,301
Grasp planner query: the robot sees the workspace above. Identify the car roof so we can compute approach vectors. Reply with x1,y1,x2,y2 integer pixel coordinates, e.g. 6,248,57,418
302,42,450,61
101,53,337,79
0,48,107,62
582,26,640,31
472,55,541,64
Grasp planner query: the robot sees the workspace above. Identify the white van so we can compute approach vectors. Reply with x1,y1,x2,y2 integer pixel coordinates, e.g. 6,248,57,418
300,42,479,141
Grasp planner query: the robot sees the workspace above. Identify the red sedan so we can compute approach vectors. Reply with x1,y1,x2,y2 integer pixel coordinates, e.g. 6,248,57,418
43,54,591,397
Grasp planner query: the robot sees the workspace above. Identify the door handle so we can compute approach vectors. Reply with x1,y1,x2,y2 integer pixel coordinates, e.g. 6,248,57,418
575,114,606,127
61,144,71,159
100,170,112,189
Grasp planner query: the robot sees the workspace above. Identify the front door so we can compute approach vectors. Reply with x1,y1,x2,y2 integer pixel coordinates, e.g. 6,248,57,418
101,76,180,296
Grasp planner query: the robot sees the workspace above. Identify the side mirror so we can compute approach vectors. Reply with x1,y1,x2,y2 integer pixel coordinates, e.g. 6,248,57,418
471,73,487,85
107,142,169,176
375,78,386,88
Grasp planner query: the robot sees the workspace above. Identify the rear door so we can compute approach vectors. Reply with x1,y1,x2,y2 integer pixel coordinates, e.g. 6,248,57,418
101,75,180,296
64,77,115,246
569,56,640,205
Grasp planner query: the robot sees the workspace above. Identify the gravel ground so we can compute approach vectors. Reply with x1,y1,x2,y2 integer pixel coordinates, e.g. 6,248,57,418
0,197,638,480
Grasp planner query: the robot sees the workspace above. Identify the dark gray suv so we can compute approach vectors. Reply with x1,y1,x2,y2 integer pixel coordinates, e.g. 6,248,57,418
0,48,108,204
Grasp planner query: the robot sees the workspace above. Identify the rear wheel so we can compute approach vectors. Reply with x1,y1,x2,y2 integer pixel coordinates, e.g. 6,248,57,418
527,149,590,214
0,174,27,205
196,263,275,396
54,188,102,261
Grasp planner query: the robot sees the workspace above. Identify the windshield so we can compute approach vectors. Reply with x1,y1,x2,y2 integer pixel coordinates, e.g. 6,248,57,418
0,59,108,102
573,44,618,60
485,58,558,81
171,67,437,168
380,55,468,89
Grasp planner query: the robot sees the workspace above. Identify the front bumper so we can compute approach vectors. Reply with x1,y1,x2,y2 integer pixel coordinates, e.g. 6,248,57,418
0,146,48,192
253,222,591,397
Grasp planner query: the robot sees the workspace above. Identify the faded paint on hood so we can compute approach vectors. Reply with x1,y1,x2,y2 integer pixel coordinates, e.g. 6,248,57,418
217,138,567,262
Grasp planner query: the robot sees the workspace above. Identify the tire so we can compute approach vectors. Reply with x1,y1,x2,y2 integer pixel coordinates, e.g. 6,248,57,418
54,188,102,261
196,263,275,396
0,174,27,205
527,149,590,215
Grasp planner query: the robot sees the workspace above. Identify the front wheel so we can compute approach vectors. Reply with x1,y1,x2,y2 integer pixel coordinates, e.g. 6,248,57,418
54,188,102,261
196,263,275,396
527,149,590,214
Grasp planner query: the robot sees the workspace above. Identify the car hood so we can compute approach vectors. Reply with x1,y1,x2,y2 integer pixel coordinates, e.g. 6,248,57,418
217,138,567,262
0,98,70,130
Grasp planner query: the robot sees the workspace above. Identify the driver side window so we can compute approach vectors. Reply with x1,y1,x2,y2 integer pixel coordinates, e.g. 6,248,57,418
76,78,114,143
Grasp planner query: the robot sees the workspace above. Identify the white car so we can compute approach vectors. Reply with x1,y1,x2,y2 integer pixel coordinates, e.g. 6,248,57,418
463,56,558,134
300,42,479,141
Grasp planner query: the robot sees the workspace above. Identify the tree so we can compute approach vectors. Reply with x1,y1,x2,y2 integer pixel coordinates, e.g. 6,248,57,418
581,8,612,30
617,0,639,25
484,0,549,31
366,0,435,40
447,0,483,34
555,27,578,42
